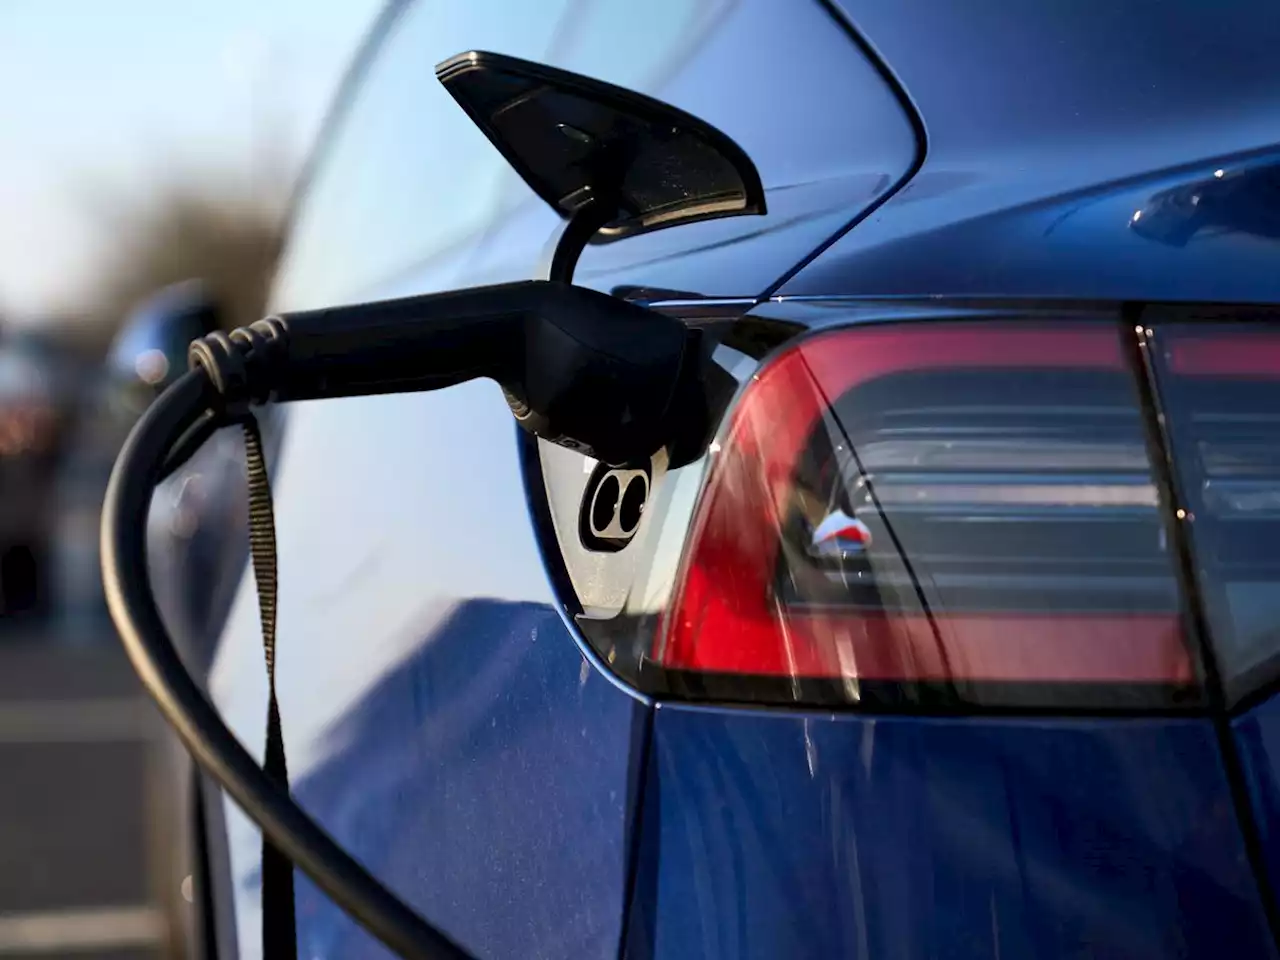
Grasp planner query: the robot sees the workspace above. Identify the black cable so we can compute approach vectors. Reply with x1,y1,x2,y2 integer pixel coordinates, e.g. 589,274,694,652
101,369,474,960
157,409,220,483
548,197,617,283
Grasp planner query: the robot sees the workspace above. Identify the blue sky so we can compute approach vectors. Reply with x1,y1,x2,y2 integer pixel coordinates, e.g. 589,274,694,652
0,0,382,322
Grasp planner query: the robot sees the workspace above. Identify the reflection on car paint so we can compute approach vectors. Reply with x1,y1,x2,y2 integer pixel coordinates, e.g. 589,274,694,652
629,706,1277,960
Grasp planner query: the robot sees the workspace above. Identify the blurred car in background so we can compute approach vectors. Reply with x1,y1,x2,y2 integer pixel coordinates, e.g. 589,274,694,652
49,282,247,656
0,328,80,620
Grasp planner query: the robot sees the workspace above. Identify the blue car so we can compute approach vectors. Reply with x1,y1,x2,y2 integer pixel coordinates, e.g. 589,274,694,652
167,0,1280,956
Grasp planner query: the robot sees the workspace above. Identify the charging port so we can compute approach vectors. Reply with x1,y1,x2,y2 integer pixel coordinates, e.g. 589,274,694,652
581,464,650,552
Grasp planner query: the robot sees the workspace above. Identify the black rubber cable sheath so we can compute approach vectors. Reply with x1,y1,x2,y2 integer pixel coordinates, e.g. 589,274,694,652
157,408,219,483
101,369,474,960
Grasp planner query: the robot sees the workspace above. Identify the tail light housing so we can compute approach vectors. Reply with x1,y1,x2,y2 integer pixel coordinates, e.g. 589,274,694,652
1149,321,1280,702
652,322,1200,709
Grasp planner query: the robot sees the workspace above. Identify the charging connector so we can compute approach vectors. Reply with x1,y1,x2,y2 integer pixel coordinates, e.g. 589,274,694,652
186,279,692,465
103,278,710,960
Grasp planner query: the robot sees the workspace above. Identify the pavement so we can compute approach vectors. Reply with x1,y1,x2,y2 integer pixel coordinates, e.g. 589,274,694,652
0,632,187,959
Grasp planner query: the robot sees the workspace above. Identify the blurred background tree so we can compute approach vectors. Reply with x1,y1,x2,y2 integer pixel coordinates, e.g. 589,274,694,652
48,167,291,358
40,163,295,637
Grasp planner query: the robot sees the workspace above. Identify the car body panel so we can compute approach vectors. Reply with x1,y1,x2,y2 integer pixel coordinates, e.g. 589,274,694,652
1236,700,1280,928
778,151,1280,304
628,705,1276,960
288,598,647,959
193,0,1280,957
783,0,1280,300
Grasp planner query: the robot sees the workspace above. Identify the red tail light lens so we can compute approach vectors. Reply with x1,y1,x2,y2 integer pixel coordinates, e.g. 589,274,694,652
654,322,1198,708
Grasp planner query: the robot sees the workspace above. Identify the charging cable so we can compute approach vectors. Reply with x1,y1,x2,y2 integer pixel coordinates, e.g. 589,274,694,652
102,279,701,959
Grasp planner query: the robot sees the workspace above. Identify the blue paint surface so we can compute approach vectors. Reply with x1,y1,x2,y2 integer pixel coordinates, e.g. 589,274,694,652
787,0,1280,300
1235,700,1280,938
628,705,1275,959
285,599,647,959
781,152,1280,304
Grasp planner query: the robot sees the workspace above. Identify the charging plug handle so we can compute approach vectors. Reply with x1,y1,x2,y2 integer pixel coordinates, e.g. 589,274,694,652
188,279,691,465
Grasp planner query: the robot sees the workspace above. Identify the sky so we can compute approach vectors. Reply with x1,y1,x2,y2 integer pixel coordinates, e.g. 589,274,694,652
0,0,383,324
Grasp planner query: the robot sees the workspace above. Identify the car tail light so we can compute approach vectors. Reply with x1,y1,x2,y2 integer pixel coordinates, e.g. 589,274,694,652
653,322,1199,708
1148,322,1280,700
